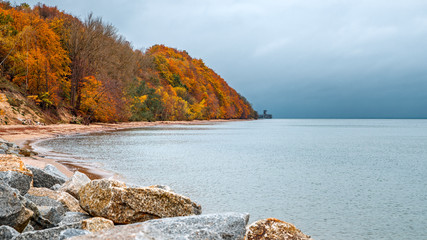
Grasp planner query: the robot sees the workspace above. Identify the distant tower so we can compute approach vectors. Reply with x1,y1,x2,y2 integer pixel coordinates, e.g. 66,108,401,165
260,110,272,119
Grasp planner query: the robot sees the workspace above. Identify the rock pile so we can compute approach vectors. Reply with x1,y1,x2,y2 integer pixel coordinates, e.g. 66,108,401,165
0,139,36,157
0,139,313,240
0,139,21,155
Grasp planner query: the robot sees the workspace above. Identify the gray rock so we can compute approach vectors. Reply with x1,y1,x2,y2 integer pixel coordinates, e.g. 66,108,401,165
24,195,66,225
44,164,68,180
60,171,90,200
59,229,90,240
21,196,55,230
13,223,81,240
70,212,249,240
0,225,20,240
59,212,91,226
22,223,34,232
28,165,67,189
0,183,33,232
0,140,23,155
0,171,32,195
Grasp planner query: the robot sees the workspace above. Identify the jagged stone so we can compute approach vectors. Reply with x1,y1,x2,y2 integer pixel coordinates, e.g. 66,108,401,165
58,212,91,226
245,218,313,240
28,187,85,213
0,154,33,195
0,225,20,239
81,217,114,232
22,223,34,232
79,179,201,224
13,223,81,240
59,229,90,240
28,165,67,189
0,183,33,232
60,171,91,200
0,171,32,195
70,212,249,240
44,164,68,180
21,196,55,230
24,195,66,226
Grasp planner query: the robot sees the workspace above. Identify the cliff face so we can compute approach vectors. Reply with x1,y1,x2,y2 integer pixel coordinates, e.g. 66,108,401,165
0,3,256,124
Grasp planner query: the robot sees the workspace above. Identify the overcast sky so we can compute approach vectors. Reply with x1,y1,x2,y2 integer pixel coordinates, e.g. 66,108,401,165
16,0,427,118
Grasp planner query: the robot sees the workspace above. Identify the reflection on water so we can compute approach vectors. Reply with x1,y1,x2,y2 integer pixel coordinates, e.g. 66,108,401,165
37,119,427,240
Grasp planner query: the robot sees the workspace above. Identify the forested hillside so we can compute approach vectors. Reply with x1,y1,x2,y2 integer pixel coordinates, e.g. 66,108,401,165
0,2,256,124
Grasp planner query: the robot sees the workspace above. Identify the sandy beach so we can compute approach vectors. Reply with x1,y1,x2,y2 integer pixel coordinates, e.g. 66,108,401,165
0,120,235,179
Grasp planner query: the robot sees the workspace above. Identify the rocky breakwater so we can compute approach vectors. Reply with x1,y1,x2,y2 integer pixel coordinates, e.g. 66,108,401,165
0,138,313,240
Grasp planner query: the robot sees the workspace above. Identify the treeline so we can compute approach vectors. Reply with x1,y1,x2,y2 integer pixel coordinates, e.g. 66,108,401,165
0,2,256,123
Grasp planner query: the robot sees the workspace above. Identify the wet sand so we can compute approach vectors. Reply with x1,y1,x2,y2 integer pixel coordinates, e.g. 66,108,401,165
0,120,238,179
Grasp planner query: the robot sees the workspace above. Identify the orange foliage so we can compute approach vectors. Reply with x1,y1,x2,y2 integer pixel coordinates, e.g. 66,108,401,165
0,3,255,123
80,76,117,122
0,6,70,106
146,45,256,119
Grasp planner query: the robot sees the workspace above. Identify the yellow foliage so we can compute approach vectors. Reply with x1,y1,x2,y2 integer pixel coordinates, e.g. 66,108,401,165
138,95,148,104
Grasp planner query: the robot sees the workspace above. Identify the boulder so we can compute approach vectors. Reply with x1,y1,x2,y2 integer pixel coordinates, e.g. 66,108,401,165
28,165,67,189
79,179,201,224
21,196,55,230
24,195,66,226
245,218,313,240
13,222,81,240
0,154,33,195
59,229,90,240
81,217,114,232
44,164,68,180
70,212,249,240
58,212,91,226
0,225,20,240
60,171,91,200
0,183,33,232
28,187,85,213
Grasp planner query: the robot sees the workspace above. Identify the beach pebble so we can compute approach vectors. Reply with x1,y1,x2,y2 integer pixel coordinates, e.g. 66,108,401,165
78,179,201,224
245,218,313,240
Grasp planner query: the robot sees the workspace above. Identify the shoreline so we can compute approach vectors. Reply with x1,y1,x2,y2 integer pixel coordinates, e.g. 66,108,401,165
0,120,242,179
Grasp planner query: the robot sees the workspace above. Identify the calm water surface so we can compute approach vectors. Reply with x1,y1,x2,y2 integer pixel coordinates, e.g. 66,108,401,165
37,119,427,239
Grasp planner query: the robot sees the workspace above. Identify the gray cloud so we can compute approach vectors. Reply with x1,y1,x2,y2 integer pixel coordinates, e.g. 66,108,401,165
18,0,427,118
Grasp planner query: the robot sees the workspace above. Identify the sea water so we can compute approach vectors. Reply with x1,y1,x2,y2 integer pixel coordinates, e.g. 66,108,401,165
37,119,427,239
